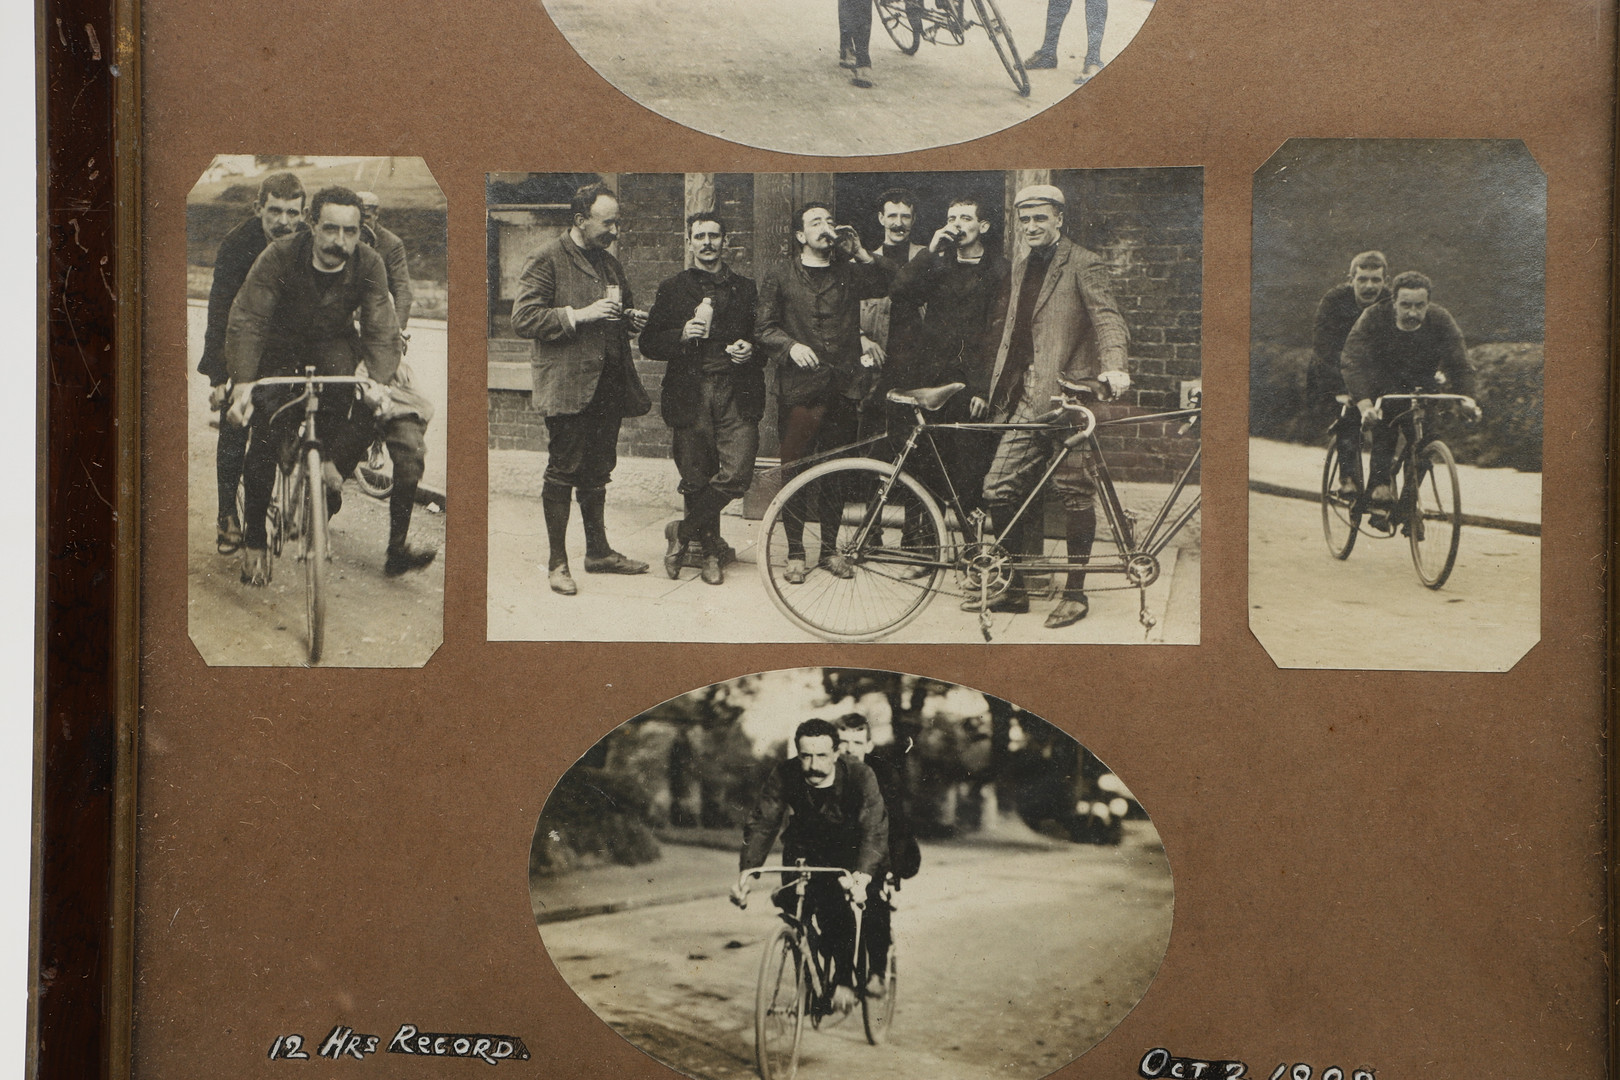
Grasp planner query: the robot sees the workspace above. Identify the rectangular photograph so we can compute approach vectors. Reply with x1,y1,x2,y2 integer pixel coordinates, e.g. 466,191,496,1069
1247,139,1543,671
185,155,448,667
487,169,1203,643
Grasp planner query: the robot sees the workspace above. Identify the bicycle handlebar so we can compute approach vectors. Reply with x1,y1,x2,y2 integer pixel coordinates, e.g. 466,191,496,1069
248,374,379,388
734,865,867,910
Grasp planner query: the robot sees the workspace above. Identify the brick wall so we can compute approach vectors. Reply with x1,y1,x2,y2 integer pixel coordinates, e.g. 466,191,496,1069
489,170,1202,488
1056,168,1203,484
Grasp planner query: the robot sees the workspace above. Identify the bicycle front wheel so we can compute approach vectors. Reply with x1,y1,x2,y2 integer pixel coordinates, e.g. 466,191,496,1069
757,457,948,642
1407,439,1460,589
861,943,898,1045
970,0,1030,95
300,447,330,663
755,926,806,1080
875,0,921,54
1320,435,1362,560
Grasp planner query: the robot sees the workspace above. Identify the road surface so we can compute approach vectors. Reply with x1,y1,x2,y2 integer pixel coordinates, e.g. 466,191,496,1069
184,303,446,667
1248,490,1540,671
538,832,1173,1080
538,0,1160,155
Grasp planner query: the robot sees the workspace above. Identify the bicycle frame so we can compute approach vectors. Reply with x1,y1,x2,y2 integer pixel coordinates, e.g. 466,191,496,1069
739,864,866,1008
852,393,1202,587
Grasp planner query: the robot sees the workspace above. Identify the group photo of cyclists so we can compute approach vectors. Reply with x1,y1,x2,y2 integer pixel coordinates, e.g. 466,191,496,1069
185,156,448,667
1246,139,1544,671
528,667,1173,1080
486,168,1204,644
531,0,1161,155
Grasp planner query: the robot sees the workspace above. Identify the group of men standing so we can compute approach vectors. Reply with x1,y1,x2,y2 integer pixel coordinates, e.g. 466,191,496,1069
512,179,1134,631
1309,250,1480,505
198,171,437,586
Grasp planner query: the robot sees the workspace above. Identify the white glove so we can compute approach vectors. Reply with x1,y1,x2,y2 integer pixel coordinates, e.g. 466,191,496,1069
1097,370,1131,398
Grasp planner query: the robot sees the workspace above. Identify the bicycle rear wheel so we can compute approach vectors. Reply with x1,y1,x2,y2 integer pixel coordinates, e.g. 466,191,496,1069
1407,439,1460,589
1320,436,1361,560
755,926,806,1080
970,0,1030,95
300,447,330,663
875,0,921,53
757,458,948,642
861,943,897,1045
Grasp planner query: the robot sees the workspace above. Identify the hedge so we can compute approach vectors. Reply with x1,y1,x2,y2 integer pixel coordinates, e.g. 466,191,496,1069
1250,341,1543,471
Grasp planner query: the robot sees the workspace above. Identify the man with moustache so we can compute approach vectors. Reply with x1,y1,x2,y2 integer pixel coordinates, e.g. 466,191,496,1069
732,718,890,1011
225,185,436,584
639,212,760,586
859,188,926,382
757,202,895,584
197,170,306,556
886,194,1010,528
356,190,414,331
1310,250,1391,496
511,181,652,596
1340,269,1480,507
975,184,1130,629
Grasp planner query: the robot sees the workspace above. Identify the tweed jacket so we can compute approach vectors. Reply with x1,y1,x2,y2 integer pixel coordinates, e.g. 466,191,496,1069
509,232,652,419
985,236,1129,413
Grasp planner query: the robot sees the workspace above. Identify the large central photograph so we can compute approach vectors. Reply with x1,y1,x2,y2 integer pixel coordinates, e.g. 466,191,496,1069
487,169,1203,643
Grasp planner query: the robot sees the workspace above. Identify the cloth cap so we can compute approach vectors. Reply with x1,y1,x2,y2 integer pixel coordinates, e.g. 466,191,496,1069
1013,184,1066,209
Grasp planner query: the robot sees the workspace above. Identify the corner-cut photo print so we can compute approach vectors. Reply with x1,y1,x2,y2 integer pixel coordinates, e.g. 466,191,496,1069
1248,139,1543,671
487,170,1202,644
535,0,1161,155
186,156,447,666
530,668,1172,1080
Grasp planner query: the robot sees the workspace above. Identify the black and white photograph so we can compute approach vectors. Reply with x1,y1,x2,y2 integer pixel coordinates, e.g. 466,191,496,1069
530,668,1172,1080
1248,139,1543,671
535,0,1161,155
186,155,447,666
487,169,1202,643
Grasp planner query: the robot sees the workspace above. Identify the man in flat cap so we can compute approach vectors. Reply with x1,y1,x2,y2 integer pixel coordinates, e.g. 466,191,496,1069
975,184,1130,629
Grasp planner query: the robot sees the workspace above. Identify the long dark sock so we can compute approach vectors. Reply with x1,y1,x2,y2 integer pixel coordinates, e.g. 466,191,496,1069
217,421,249,520
679,492,700,544
1040,0,1073,53
577,487,612,559
387,484,416,552
1083,0,1106,64
542,481,572,569
1062,505,1097,597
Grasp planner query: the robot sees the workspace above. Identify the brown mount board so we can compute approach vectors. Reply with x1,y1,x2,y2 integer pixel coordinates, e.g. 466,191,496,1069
32,1,1617,1079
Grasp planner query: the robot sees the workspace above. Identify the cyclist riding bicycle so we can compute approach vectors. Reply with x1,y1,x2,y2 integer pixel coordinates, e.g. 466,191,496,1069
225,185,437,584
1340,269,1481,508
732,718,890,1014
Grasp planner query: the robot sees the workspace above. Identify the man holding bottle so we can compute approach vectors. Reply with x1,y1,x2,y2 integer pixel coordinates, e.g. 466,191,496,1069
639,212,761,586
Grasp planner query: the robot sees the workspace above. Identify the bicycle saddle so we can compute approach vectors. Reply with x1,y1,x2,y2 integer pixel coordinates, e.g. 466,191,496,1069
885,382,966,411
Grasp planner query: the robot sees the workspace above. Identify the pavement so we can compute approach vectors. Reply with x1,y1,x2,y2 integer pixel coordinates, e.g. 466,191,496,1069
1248,437,1540,533
540,0,1160,156
1247,437,1541,671
488,449,1200,644
184,302,447,667
532,822,1156,926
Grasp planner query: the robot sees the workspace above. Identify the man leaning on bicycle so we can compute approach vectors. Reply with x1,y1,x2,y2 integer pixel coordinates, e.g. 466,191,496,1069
1340,269,1481,507
732,718,890,1014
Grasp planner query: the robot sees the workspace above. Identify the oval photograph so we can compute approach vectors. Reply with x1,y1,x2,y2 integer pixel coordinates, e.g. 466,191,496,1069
529,667,1172,1079
537,0,1162,155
